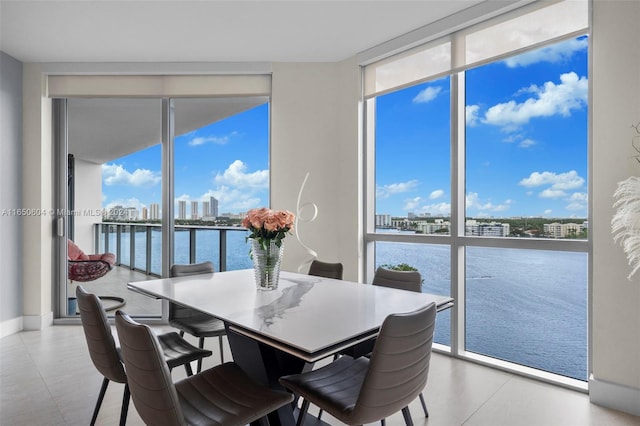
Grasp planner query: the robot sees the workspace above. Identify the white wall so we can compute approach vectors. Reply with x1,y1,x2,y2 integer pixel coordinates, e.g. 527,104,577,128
0,51,23,336
22,63,54,330
271,60,362,281
72,159,103,252
590,0,640,415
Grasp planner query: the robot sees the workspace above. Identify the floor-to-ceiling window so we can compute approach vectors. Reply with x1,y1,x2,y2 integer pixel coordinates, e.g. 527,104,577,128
172,98,270,272
365,0,589,385
51,74,272,320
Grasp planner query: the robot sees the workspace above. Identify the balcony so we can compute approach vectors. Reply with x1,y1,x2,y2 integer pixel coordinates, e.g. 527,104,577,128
68,222,252,318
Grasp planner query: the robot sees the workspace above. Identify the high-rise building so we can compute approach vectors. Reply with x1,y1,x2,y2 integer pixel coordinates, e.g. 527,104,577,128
178,200,186,220
191,201,199,219
141,206,148,220
150,203,160,220
210,196,219,217
202,201,210,218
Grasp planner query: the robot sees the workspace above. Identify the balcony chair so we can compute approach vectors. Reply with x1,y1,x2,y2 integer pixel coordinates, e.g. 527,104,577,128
280,302,437,426
67,239,116,282
308,259,344,280
76,285,212,426
114,310,293,426
169,261,226,373
68,239,125,311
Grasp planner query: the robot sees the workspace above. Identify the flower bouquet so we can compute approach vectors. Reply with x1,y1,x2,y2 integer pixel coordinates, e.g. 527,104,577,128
242,208,295,290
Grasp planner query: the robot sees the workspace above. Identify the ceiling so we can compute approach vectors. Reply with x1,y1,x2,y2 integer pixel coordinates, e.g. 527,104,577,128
2,0,509,165
67,97,268,164
1,0,488,63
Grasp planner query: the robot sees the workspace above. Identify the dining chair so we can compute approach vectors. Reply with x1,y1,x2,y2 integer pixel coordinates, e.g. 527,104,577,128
372,266,422,292
308,260,344,280
372,266,429,419
76,285,212,426
114,310,294,426
168,261,226,373
279,302,437,426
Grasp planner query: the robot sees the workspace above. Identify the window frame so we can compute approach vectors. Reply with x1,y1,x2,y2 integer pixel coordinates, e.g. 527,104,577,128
362,2,591,390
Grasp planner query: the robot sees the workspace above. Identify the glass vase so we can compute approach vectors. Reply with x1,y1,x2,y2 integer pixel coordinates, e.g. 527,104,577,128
251,239,283,291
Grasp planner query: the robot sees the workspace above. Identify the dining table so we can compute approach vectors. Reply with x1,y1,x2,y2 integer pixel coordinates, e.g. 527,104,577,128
128,268,454,425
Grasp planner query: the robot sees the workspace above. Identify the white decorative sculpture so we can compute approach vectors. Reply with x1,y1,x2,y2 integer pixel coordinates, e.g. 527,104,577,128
295,172,319,273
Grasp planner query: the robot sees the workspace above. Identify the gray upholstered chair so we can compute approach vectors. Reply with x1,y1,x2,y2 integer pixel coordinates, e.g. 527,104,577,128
372,266,422,292
372,266,429,419
76,285,212,426
168,261,225,373
280,302,437,426
115,310,293,426
308,260,344,280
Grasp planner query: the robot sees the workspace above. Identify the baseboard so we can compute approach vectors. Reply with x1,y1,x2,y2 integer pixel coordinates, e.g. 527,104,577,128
590,375,640,416
0,316,24,338
22,311,54,331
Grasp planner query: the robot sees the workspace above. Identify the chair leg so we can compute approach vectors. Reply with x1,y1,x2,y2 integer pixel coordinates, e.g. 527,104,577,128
179,330,185,337
90,377,110,426
381,419,386,426
419,392,429,417
197,337,205,373
401,407,414,426
218,335,224,363
184,361,194,376
119,383,130,426
317,408,323,420
297,399,310,426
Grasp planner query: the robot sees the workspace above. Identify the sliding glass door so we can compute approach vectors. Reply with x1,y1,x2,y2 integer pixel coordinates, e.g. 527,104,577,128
54,95,271,319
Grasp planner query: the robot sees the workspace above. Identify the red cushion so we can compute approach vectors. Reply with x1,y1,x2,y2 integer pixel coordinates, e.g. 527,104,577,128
67,239,90,261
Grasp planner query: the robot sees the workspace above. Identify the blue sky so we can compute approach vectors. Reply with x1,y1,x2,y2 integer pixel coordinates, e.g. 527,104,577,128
102,103,270,216
102,36,588,220
376,36,588,219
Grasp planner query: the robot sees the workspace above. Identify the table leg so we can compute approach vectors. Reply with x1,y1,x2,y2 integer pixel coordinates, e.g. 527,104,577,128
226,326,306,426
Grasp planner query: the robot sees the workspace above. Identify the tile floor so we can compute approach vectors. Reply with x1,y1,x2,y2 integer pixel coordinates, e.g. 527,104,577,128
1,324,639,425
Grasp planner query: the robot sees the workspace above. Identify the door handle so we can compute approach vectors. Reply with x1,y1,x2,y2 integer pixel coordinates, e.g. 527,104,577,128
57,217,65,237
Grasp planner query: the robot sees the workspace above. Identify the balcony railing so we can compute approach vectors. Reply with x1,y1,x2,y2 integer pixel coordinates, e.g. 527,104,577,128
95,222,253,277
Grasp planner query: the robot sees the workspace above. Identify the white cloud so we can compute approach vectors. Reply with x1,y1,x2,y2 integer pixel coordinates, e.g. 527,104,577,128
568,192,588,202
504,38,588,68
404,196,423,211
520,171,586,206
466,192,512,212
402,196,450,216
104,197,145,211
419,202,451,216
412,86,442,104
213,160,268,189
483,72,587,129
202,187,262,212
565,192,588,212
102,163,161,187
466,105,480,127
540,189,566,199
376,179,419,199
544,209,553,216
188,131,239,146
430,189,445,200
519,170,584,191
519,138,536,148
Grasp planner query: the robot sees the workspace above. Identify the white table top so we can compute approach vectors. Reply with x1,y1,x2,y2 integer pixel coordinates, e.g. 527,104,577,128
129,269,453,362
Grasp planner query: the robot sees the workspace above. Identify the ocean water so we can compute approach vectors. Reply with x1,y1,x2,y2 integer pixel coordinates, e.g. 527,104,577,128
107,228,588,381
376,241,588,381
